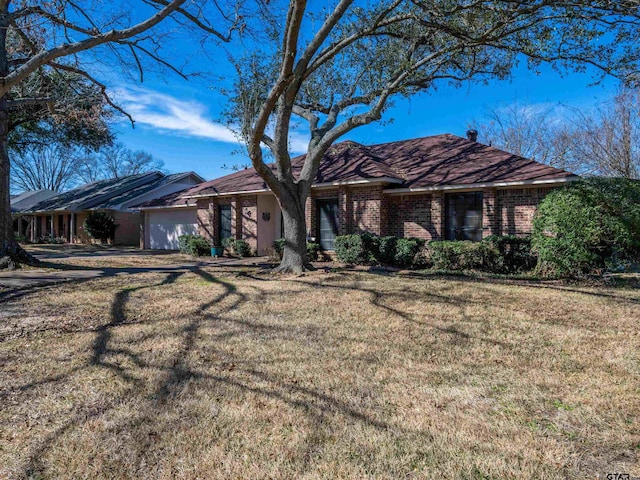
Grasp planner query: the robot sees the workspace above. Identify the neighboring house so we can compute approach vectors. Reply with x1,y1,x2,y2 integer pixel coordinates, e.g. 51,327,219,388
139,134,578,254
134,189,200,250
19,171,204,245
11,190,58,239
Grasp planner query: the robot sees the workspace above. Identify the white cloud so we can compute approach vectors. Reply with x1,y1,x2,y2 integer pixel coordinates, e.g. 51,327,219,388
115,86,310,154
497,101,570,126
116,87,240,144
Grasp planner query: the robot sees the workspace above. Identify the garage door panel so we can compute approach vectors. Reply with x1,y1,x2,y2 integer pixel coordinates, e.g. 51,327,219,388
148,209,198,250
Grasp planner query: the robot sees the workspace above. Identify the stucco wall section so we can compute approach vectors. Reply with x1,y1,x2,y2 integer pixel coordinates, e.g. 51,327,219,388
240,195,258,252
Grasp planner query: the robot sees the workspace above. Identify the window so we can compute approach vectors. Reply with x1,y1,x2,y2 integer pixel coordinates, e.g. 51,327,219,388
219,205,232,241
445,192,483,242
317,199,339,250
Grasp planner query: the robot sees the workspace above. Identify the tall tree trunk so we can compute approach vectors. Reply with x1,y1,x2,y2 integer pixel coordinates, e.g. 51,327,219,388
272,187,314,274
0,95,36,269
0,95,12,250
0,7,37,269
0,4,14,261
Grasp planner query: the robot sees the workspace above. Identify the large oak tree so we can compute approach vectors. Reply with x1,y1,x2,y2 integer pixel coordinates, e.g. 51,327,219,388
223,0,640,273
0,0,239,265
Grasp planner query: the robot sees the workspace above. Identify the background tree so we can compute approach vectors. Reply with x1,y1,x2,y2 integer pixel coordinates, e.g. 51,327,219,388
76,142,164,183
0,0,240,264
572,88,640,179
8,68,117,193
477,102,579,172
8,69,114,153
477,87,640,178
222,0,640,273
10,143,77,192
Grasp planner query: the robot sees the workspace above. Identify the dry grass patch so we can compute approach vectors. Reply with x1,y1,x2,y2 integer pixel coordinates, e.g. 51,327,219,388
1,268,639,479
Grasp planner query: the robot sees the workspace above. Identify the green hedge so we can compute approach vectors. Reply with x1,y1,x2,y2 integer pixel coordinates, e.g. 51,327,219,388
334,232,424,268
483,235,535,273
334,233,375,264
422,240,494,270
394,238,425,268
222,237,252,257
333,232,535,272
272,238,321,262
532,178,640,276
84,211,118,243
178,234,211,256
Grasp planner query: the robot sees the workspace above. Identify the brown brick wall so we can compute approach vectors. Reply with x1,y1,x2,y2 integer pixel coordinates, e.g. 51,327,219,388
75,213,90,243
196,199,215,244
482,189,498,238
350,186,384,235
497,187,553,236
387,194,438,240
113,211,141,245
193,185,557,251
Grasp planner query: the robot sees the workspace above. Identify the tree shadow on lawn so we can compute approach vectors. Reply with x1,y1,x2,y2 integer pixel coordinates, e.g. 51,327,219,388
292,272,513,349
15,265,630,477
16,267,431,477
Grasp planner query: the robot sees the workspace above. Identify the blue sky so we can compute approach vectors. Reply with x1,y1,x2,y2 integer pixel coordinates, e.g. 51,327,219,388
109,20,621,182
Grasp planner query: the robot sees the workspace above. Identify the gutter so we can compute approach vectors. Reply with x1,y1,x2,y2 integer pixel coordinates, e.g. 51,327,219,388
383,176,579,195
134,203,197,211
182,176,404,199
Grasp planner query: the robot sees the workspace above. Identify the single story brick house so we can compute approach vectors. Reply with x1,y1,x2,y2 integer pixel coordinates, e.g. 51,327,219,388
18,171,203,245
11,189,58,239
138,134,578,254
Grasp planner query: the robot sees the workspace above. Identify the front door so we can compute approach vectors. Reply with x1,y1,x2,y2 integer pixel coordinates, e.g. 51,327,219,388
317,199,339,250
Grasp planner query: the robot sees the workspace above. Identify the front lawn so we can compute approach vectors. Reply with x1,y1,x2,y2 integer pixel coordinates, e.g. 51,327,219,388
0,267,638,479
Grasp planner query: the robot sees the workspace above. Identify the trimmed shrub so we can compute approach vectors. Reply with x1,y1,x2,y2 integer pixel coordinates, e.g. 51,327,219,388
83,211,118,243
334,232,381,264
424,240,494,270
221,237,235,250
532,178,640,276
394,237,425,268
272,238,321,262
273,238,286,258
334,234,369,264
234,239,252,257
307,242,321,262
483,235,535,273
178,234,210,256
377,235,397,265
220,237,252,257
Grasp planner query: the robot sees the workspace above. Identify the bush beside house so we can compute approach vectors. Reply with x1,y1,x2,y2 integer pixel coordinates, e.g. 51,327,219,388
83,211,118,243
178,235,211,256
532,178,640,276
222,238,253,257
273,239,321,262
333,231,535,273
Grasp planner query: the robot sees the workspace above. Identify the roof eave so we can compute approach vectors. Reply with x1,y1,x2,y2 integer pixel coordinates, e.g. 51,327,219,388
383,176,580,195
133,203,197,211
183,176,404,199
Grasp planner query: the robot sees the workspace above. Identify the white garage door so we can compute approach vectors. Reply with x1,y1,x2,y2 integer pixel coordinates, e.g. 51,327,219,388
148,209,198,250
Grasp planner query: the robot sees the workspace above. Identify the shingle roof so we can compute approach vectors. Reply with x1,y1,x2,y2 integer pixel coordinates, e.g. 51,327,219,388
11,190,58,213
135,188,198,209
367,134,575,188
22,172,164,213
179,134,576,200
99,172,200,209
